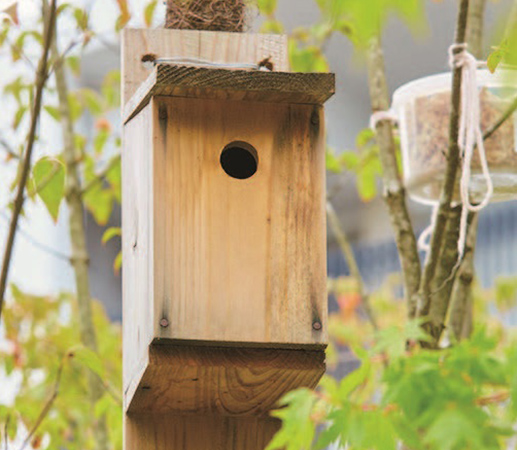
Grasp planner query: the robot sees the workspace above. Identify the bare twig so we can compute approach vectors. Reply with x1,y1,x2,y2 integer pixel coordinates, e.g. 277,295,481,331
417,0,470,343
448,213,478,341
326,201,378,330
366,36,421,318
0,212,70,261
4,415,10,450
0,137,19,161
19,357,65,450
0,0,57,321
483,95,517,141
465,0,486,59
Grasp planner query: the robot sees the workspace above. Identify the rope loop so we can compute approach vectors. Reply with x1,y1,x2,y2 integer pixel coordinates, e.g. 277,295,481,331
448,44,493,258
369,109,398,130
417,44,493,261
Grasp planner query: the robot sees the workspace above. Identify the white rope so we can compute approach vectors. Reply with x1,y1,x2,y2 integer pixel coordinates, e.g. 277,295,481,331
142,56,267,71
369,109,398,130
415,44,493,260
418,205,439,253
449,43,493,259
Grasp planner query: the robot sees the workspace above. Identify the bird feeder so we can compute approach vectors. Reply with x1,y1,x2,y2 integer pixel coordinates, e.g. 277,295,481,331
393,69,517,205
121,28,334,422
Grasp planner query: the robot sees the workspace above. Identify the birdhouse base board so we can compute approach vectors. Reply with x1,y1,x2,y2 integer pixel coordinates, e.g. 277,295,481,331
124,343,325,416
125,413,280,450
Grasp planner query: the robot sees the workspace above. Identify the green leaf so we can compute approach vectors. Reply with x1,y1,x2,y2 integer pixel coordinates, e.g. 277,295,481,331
94,393,113,418
391,413,425,450
260,20,284,34
56,2,73,16
113,251,122,274
326,150,342,173
316,0,425,48
73,7,88,31
68,92,83,122
102,227,121,245
487,48,503,73
267,389,317,450
144,0,157,27
94,129,110,154
44,105,61,121
357,165,377,201
13,105,27,129
257,0,277,16
424,409,483,450
66,55,81,76
338,357,371,399
0,26,9,47
4,77,27,104
68,346,105,378
74,134,87,152
102,70,121,108
85,188,113,226
507,347,517,418
31,157,65,222
106,156,121,202
373,319,430,360
340,151,359,170
355,127,375,148
289,40,329,73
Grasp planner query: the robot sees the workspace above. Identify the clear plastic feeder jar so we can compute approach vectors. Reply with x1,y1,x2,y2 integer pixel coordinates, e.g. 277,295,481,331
392,70,517,205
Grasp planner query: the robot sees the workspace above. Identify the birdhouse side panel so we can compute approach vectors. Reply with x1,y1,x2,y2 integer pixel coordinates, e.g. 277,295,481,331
122,103,155,409
151,96,327,347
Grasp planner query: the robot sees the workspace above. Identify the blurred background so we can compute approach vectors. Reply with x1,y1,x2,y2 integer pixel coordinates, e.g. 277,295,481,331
1,0,516,323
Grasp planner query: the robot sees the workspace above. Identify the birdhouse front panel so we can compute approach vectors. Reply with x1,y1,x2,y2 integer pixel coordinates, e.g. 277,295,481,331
151,94,327,346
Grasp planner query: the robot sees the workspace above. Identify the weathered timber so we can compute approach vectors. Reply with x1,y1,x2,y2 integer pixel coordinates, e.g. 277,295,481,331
126,344,325,415
124,64,336,123
122,28,289,107
123,94,329,411
125,413,280,450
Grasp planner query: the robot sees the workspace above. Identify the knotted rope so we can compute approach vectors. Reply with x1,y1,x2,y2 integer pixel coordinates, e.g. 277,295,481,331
449,43,493,260
370,45,493,261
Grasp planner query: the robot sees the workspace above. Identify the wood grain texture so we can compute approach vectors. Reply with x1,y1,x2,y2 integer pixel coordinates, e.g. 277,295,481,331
127,344,325,415
122,102,154,408
122,95,328,412
122,28,289,107
125,413,280,450
152,96,327,347
124,64,336,123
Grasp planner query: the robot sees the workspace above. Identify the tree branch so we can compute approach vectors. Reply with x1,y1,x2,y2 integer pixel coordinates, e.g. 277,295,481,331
0,0,57,321
442,0,487,343
45,2,110,448
326,200,378,330
483,95,517,141
417,0,470,339
448,213,478,341
465,0,486,59
366,36,421,319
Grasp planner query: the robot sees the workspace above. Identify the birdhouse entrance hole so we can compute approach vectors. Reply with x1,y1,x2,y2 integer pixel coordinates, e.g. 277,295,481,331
220,141,258,179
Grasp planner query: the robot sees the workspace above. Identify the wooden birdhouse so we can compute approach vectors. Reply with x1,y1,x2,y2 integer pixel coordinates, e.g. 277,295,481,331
122,29,335,422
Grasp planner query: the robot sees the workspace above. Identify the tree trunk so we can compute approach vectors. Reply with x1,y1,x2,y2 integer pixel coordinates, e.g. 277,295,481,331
46,2,110,447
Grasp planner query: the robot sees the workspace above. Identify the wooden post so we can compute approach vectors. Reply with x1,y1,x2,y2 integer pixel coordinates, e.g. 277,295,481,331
121,28,334,450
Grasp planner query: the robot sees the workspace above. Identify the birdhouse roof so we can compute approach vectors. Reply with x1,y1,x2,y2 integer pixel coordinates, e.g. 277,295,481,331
124,64,335,123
